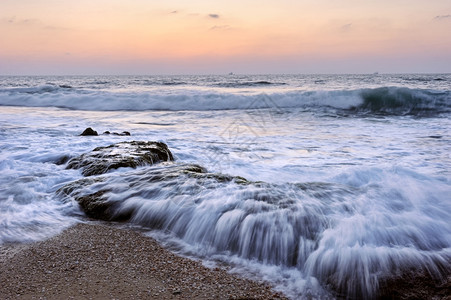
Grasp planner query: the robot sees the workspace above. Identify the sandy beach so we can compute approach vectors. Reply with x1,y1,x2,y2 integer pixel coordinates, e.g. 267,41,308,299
0,223,286,299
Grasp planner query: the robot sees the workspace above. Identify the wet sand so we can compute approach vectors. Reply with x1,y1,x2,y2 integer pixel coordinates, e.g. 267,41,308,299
0,223,287,299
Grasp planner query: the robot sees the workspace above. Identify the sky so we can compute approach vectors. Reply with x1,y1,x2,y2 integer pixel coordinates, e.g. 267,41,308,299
1,0,450,75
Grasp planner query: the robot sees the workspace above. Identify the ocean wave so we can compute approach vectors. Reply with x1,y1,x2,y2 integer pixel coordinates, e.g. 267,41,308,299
4,84,63,94
349,87,451,116
0,85,449,116
212,80,286,88
400,75,448,82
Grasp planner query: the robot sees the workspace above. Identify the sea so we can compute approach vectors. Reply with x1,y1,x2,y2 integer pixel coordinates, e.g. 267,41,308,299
1,74,450,299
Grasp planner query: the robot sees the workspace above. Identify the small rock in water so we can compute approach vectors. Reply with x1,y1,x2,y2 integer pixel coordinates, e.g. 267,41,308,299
112,131,131,136
81,128,131,136
80,128,98,136
103,131,131,136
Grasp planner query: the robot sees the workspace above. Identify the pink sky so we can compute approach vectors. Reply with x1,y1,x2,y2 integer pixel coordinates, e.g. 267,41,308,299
1,0,450,74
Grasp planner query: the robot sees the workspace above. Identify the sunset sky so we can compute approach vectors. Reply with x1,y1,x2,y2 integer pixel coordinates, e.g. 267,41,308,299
1,0,450,75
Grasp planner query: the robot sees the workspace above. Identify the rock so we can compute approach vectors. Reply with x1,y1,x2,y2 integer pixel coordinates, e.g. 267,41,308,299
103,131,131,136
59,163,199,220
58,162,253,221
54,155,71,165
57,177,106,197
66,141,174,176
81,128,131,136
57,177,120,220
80,127,98,136
75,191,134,221
377,268,451,300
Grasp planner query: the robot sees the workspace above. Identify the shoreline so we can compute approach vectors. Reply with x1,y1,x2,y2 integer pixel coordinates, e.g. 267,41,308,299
0,223,287,299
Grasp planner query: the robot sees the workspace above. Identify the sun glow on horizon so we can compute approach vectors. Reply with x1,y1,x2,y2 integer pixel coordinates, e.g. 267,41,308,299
1,0,450,74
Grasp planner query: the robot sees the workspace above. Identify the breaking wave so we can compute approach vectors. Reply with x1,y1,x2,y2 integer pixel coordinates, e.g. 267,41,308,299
349,87,450,116
0,84,449,116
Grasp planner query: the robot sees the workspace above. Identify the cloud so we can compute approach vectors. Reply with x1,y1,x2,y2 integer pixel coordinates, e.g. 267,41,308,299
210,25,231,31
1,16,68,30
434,15,451,21
166,11,220,20
2,16,40,26
341,23,352,31
20,18,38,25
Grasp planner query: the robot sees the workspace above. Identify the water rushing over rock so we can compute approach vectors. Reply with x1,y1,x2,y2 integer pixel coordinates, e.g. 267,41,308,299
58,141,451,299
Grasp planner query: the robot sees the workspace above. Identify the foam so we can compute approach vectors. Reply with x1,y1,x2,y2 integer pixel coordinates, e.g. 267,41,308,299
61,164,451,298
0,85,449,116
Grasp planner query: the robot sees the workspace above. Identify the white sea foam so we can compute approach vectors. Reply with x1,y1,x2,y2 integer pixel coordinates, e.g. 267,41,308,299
133,164,450,299
0,158,80,243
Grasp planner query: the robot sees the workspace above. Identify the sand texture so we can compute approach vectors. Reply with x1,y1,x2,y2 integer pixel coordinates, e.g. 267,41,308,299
0,223,286,299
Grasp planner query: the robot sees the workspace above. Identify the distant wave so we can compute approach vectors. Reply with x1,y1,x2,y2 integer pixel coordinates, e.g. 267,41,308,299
136,79,187,86
401,76,448,83
162,81,186,86
0,85,449,116
213,80,286,88
5,84,63,94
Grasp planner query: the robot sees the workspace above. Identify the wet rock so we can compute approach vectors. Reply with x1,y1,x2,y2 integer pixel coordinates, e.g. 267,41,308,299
81,128,131,136
54,155,71,165
59,162,252,221
103,131,131,136
57,177,106,197
56,177,124,221
66,141,174,176
377,268,451,300
76,191,135,221
76,191,114,220
80,127,98,136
